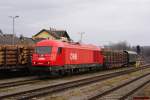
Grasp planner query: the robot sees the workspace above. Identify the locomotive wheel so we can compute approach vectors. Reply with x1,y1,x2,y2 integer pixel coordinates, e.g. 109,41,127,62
58,70,66,76
73,68,79,74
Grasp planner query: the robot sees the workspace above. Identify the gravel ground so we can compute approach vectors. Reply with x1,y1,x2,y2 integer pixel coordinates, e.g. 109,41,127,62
127,83,150,100
0,67,134,96
37,68,150,100
0,76,37,84
99,74,150,100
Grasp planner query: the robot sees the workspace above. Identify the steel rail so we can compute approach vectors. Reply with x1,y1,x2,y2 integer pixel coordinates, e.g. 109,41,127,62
88,72,150,100
119,79,150,100
0,78,39,89
0,67,135,89
0,65,149,100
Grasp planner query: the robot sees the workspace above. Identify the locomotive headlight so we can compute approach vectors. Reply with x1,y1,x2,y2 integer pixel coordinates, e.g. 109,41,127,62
48,62,50,64
34,62,36,64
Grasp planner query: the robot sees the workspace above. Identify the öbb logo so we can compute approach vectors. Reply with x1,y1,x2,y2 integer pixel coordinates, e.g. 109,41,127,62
70,53,77,60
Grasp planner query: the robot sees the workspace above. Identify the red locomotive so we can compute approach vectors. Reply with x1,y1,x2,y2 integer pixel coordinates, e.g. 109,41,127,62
32,40,137,74
32,40,104,73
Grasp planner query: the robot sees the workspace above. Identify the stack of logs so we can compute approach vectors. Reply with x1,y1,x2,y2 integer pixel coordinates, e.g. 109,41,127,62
0,45,34,68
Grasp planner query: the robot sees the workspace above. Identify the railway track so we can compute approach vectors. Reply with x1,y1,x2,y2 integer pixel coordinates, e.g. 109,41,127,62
0,77,39,89
0,65,149,100
0,66,136,90
88,72,150,100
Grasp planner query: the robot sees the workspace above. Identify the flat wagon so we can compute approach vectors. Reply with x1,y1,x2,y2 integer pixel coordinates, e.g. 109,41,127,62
0,45,34,71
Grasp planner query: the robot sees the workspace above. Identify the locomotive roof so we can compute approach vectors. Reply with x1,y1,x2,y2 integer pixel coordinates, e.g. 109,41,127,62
36,40,100,50
124,50,137,55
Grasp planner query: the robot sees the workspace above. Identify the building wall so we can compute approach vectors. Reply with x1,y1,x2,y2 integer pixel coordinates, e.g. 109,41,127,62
33,31,56,40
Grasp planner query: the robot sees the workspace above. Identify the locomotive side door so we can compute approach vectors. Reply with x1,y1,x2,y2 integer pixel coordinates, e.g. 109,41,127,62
56,47,64,66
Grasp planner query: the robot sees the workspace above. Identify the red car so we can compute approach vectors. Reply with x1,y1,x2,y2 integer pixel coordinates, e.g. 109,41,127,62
32,40,104,73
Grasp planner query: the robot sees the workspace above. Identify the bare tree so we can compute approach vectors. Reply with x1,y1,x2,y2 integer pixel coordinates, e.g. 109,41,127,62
104,41,131,50
0,29,3,35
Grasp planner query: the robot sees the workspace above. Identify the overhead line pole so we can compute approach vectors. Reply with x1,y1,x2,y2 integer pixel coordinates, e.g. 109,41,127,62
9,16,19,45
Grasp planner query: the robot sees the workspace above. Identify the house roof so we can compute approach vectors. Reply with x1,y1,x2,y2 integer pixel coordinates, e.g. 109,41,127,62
33,29,71,40
21,37,35,44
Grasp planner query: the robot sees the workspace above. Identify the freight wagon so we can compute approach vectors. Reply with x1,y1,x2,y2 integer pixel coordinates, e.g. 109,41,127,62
0,45,34,71
102,49,137,68
102,49,128,69
124,50,137,65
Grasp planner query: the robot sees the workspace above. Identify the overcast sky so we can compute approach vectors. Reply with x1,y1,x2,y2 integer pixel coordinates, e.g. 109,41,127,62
0,0,150,46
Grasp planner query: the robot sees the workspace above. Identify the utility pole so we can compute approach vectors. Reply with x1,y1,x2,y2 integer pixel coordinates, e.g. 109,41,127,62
9,16,19,44
79,32,85,43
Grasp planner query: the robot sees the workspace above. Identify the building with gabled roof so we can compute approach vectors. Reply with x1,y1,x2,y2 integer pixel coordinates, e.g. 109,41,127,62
32,29,71,42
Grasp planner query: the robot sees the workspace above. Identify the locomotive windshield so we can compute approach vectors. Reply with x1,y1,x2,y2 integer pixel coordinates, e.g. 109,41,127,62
35,46,52,54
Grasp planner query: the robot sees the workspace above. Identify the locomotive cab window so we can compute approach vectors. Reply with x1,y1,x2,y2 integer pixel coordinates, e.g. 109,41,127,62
57,47,62,55
35,46,52,54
